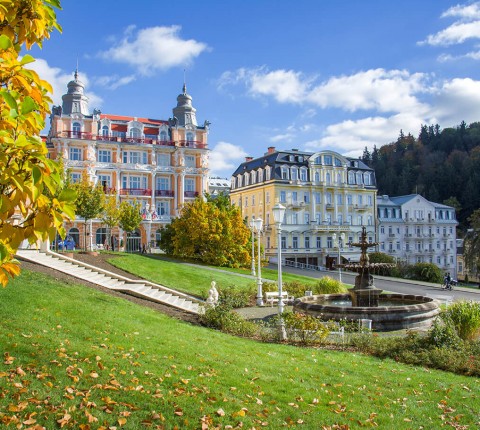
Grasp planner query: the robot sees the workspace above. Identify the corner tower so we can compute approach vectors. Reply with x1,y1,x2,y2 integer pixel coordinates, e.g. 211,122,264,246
61,70,89,116
172,83,197,127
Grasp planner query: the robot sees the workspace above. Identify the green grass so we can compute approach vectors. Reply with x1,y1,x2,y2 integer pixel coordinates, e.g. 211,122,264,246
1,269,479,429
106,253,326,297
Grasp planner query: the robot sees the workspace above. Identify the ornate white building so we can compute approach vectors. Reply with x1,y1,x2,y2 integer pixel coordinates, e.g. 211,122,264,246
230,148,377,268
47,71,210,248
377,194,458,276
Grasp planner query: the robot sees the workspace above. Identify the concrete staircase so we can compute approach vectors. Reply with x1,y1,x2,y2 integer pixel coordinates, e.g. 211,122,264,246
16,250,204,315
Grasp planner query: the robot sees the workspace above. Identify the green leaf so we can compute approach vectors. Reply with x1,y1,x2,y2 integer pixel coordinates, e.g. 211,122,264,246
59,188,77,202
21,96,37,115
9,108,18,119
20,54,35,65
1,91,17,110
32,166,42,185
0,35,12,50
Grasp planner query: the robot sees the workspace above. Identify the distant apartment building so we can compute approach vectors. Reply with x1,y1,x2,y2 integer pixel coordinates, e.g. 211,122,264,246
377,194,458,276
230,147,377,268
208,177,231,197
47,71,210,248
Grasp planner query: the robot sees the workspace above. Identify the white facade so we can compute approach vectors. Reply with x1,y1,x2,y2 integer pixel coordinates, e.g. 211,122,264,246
377,194,458,276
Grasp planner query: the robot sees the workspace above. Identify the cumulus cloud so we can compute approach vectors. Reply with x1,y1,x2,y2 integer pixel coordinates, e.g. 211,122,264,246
99,25,209,75
420,1,480,48
209,142,248,177
28,58,103,109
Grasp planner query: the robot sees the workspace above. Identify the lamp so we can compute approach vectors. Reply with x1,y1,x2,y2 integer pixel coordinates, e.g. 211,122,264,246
254,217,263,306
272,202,287,340
333,232,346,283
249,217,256,277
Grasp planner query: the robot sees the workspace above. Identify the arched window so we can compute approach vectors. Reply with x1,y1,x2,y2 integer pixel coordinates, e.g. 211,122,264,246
72,122,81,137
348,171,355,184
68,228,80,247
336,173,342,184
300,168,307,182
281,166,289,180
244,173,249,186
160,130,168,141
96,227,107,246
130,127,141,138
314,171,320,182
363,172,371,185
356,172,362,184
186,132,194,143
290,168,298,181
250,171,256,184
101,125,109,136
258,169,263,182
155,229,162,246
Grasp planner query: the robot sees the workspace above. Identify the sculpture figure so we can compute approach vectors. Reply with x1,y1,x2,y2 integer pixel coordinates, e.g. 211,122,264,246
206,281,219,307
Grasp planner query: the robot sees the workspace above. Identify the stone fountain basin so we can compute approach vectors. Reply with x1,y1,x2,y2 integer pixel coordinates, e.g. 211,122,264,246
294,293,441,331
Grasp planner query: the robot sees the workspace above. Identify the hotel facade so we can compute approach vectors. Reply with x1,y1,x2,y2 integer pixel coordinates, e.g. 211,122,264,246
230,147,377,268
47,72,210,248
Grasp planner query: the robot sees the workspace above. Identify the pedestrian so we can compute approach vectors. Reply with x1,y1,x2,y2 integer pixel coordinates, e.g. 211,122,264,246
142,243,147,254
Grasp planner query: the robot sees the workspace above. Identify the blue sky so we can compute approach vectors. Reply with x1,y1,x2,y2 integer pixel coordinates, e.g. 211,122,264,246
30,0,480,178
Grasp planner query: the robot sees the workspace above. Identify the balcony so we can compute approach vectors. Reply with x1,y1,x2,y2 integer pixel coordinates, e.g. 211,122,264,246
325,203,334,210
177,140,207,149
184,191,199,198
57,131,95,140
120,188,152,196
155,190,174,197
103,187,117,195
288,201,305,210
354,204,369,211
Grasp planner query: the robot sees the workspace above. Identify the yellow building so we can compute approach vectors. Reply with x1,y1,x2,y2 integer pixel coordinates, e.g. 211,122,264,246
47,72,210,249
230,147,377,268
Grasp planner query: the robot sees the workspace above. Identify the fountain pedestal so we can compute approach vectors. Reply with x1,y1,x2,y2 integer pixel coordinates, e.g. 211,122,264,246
350,272,383,307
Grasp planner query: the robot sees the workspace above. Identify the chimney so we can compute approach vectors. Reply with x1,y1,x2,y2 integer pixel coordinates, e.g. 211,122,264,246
245,156,253,162
267,146,276,154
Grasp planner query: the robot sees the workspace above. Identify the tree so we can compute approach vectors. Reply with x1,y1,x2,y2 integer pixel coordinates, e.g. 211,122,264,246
464,209,480,279
0,0,76,285
74,179,104,250
166,197,251,267
118,200,142,250
100,195,121,251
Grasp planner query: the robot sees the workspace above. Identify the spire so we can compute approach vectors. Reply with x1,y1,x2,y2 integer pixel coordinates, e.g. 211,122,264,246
74,57,79,80
183,69,187,94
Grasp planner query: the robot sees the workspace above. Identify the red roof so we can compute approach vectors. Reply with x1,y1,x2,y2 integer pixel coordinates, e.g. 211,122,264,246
100,114,167,125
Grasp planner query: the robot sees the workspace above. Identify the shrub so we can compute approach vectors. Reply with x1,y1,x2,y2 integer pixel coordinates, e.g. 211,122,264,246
409,262,443,283
282,311,330,345
217,284,256,308
311,276,348,294
199,304,258,337
442,301,480,341
427,316,463,348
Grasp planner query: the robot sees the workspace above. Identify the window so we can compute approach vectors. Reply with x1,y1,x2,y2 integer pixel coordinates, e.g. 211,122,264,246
367,195,373,206
326,172,331,185
157,154,170,166
337,214,343,224
266,236,270,249
315,192,321,204
324,155,332,165
185,178,195,192
160,130,168,141
69,147,82,161
250,171,256,184
97,175,111,188
266,191,270,203
70,172,81,183
265,167,271,181
122,175,147,189
123,151,147,164
358,195,363,205
252,195,255,206
304,213,310,224
347,215,352,225
336,173,342,184
292,191,298,203
305,236,310,249
157,177,170,190
367,215,373,226
280,191,286,203
356,172,362,184
304,192,310,203
347,194,352,205
185,155,195,167
314,171,320,182
291,168,298,181
157,201,170,216
292,213,298,225
334,157,342,167
300,168,307,181
380,226,385,234
363,172,371,185
292,236,298,249
316,236,322,249
72,122,81,137
348,171,355,184
327,236,333,248
258,169,264,182
101,125,109,136
130,127,142,138
244,197,248,207
336,194,343,205
281,236,287,249
98,150,111,163
281,167,289,180
186,132,194,143
326,193,332,204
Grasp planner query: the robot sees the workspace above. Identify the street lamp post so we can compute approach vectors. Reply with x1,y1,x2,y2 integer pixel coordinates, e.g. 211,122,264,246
249,217,256,277
254,217,264,306
332,232,345,284
272,202,287,340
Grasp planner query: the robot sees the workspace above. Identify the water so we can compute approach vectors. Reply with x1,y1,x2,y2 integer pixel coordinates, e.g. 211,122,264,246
324,298,421,307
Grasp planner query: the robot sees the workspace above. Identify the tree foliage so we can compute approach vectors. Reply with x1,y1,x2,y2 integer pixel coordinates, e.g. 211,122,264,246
118,200,142,234
0,0,75,285
74,178,104,222
464,209,480,277
362,121,480,228
164,197,251,267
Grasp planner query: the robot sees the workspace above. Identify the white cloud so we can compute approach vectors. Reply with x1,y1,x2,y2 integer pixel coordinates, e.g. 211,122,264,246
209,142,248,177
28,58,103,109
99,25,209,75
96,74,136,90
420,2,480,47
269,132,295,143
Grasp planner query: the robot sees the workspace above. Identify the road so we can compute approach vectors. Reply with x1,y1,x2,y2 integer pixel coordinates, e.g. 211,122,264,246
271,264,480,302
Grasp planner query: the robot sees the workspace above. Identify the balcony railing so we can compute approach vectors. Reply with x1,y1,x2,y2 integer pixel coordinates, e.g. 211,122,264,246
58,131,95,139
184,191,199,198
120,188,152,196
177,140,207,149
155,190,174,197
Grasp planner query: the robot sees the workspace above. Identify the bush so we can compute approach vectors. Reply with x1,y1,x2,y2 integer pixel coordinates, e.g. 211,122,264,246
427,316,463,348
199,304,258,337
282,312,331,345
311,276,348,294
442,301,480,341
216,284,256,308
408,262,443,283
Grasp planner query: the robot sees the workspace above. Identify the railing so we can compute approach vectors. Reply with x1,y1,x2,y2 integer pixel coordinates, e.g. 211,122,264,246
283,259,327,272
57,131,95,139
155,190,174,197
177,140,207,149
103,187,116,194
119,188,152,196
184,191,199,198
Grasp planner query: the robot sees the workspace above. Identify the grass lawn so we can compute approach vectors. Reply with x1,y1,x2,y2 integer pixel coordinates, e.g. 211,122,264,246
0,269,479,429
106,253,325,297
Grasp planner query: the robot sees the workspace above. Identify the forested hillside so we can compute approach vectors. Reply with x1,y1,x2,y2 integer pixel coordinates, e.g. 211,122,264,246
361,121,480,230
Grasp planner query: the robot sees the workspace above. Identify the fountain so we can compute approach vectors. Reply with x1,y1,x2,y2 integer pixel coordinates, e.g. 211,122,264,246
294,227,440,331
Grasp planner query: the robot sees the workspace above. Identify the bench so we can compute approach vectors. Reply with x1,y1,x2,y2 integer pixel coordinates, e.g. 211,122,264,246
265,291,295,307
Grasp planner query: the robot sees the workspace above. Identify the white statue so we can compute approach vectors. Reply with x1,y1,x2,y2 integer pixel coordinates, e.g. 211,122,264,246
206,281,219,307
